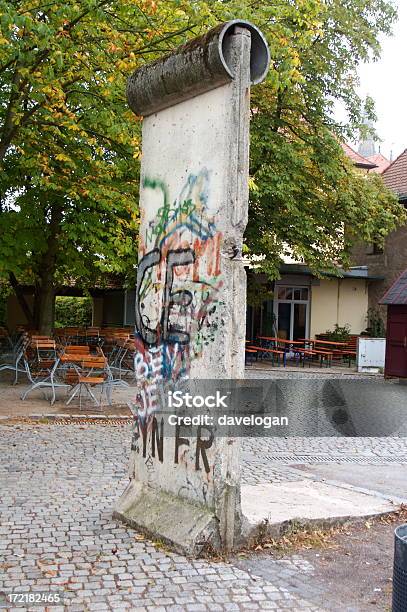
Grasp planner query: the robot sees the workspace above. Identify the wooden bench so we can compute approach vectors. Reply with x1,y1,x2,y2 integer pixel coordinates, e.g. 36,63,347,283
315,334,359,367
247,345,285,366
332,336,359,366
294,348,333,367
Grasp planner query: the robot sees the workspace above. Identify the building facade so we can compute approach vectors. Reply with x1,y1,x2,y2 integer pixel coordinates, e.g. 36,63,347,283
352,148,407,321
246,265,373,341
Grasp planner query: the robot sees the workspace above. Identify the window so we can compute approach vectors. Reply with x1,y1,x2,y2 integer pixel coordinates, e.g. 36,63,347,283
277,286,308,301
275,286,310,341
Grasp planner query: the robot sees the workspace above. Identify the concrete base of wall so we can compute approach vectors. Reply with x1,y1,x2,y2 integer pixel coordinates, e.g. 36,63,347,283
113,481,221,557
114,478,401,557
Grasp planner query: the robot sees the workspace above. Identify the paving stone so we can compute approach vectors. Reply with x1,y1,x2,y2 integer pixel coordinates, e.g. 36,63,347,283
3,421,397,610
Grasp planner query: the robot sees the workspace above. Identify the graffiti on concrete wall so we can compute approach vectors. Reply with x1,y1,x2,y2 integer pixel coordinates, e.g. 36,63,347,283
133,169,223,379
131,169,222,471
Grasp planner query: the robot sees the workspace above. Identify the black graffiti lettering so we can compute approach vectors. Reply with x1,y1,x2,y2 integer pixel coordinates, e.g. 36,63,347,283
130,425,140,452
152,417,164,463
136,247,195,346
162,248,195,345
174,423,190,464
195,425,214,473
141,422,148,458
135,248,161,345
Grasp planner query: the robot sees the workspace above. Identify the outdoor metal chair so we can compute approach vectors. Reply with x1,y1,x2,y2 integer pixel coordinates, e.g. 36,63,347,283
118,341,138,380
66,355,114,408
0,333,28,384
32,339,57,363
85,327,102,347
108,339,135,379
21,354,71,405
0,345,26,384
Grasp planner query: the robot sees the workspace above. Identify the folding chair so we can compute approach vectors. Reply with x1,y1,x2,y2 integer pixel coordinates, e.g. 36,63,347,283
32,339,57,362
21,353,70,405
66,355,113,408
0,332,27,384
85,327,101,347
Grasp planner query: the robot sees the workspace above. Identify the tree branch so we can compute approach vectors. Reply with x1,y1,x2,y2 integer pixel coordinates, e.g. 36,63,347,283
8,272,35,328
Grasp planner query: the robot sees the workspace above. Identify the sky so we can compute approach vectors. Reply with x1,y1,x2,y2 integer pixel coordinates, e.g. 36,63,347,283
356,0,407,160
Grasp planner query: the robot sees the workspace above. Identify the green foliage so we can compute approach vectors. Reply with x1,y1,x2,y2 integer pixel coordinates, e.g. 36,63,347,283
0,0,199,279
0,0,199,330
246,273,274,307
324,323,351,342
54,296,92,328
365,307,386,337
234,0,404,279
0,0,405,333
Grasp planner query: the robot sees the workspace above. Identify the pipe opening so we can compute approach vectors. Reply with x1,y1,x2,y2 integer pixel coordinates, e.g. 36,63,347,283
219,20,270,85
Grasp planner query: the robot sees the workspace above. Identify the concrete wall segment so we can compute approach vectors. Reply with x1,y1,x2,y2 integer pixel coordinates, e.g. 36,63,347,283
115,22,270,555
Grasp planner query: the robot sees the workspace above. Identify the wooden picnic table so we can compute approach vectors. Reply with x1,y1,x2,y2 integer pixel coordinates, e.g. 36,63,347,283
298,338,348,347
59,345,101,360
60,353,92,363
257,336,304,345
256,337,307,368
257,336,335,368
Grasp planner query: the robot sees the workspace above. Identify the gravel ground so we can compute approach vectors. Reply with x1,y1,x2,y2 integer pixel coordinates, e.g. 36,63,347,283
236,512,401,612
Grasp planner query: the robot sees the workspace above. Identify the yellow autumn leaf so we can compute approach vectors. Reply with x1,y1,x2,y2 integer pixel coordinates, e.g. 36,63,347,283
55,153,71,162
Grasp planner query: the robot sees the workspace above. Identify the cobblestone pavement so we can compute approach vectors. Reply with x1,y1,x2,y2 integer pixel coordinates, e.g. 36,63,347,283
242,435,407,470
0,424,326,611
241,434,407,485
0,423,404,611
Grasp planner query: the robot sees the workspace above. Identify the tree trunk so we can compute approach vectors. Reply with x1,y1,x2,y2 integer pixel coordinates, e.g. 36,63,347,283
36,201,63,335
37,282,55,335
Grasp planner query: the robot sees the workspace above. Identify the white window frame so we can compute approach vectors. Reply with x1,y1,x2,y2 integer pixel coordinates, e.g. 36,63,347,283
273,286,310,341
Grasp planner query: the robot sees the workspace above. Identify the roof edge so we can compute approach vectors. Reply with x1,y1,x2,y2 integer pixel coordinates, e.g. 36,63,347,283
382,147,407,177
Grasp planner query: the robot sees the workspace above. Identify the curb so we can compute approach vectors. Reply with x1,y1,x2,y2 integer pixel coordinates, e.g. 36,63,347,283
243,506,403,546
0,413,133,422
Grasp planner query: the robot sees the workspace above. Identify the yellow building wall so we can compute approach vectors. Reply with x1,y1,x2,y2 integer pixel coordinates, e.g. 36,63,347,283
337,279,368,333
310,278,368,337
310,280,337,337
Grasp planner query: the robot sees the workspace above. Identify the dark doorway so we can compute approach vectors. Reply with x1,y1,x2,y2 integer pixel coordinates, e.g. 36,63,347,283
385,305,407,378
